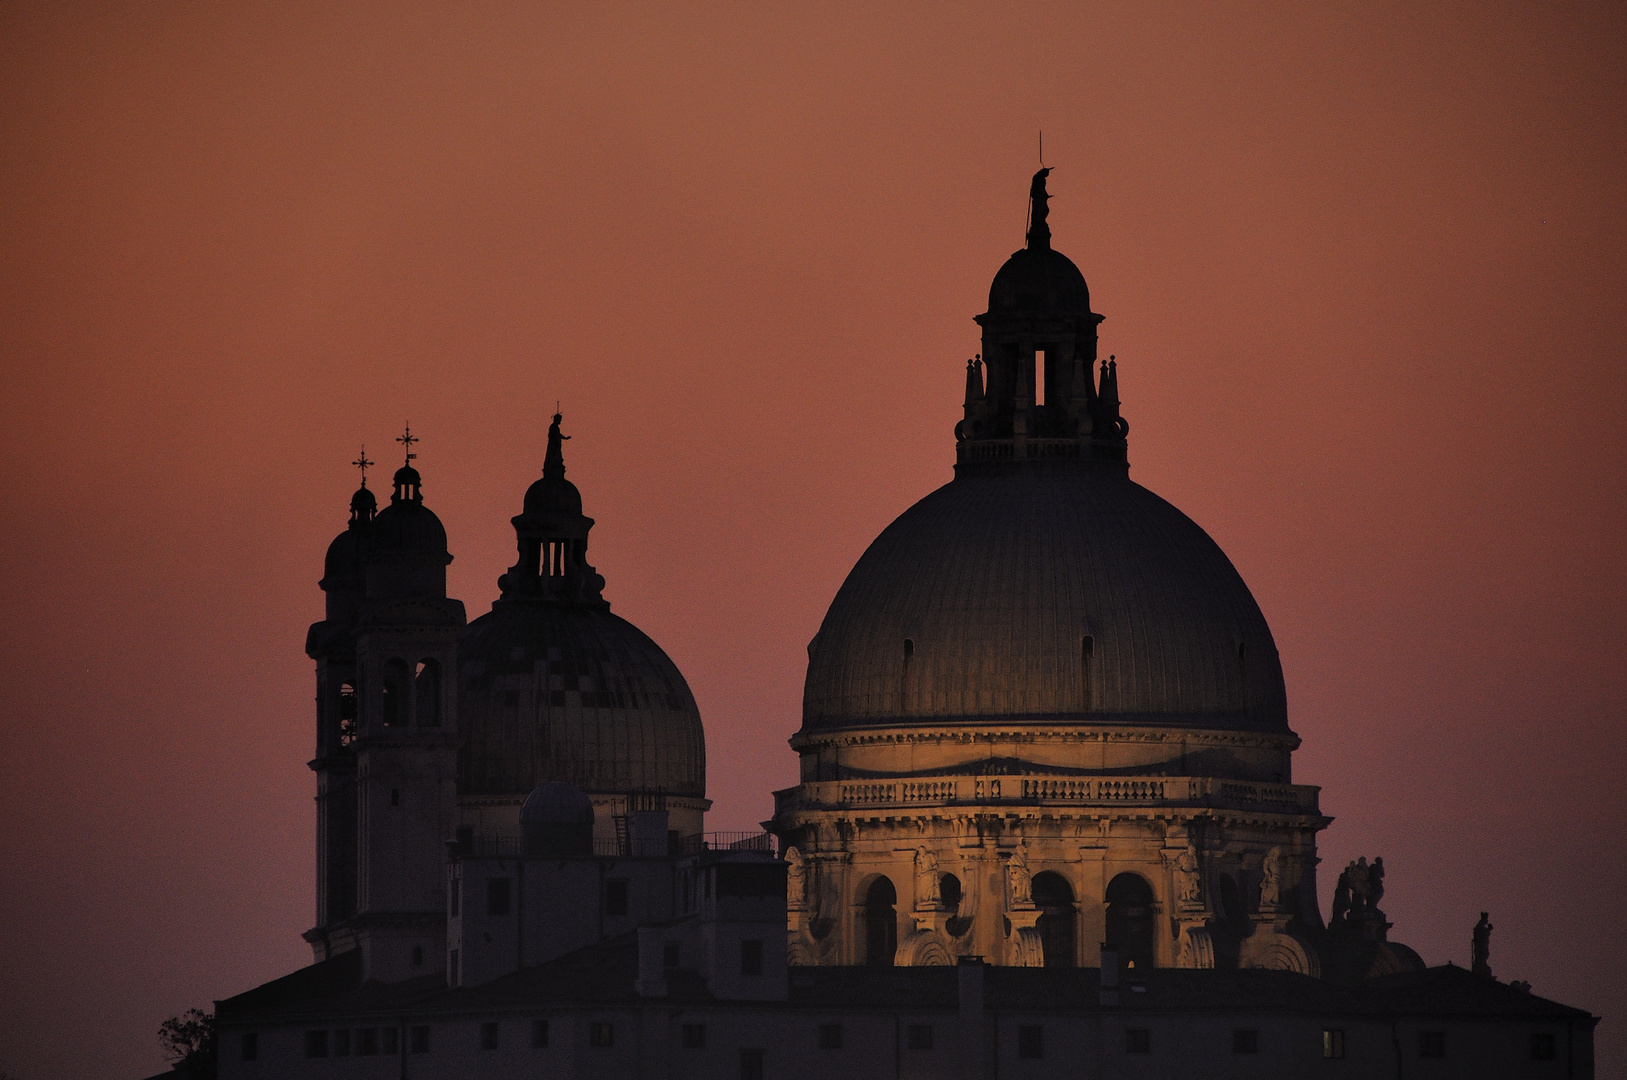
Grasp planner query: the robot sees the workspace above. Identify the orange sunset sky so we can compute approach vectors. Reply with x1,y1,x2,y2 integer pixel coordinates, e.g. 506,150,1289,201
2,4,1624,1078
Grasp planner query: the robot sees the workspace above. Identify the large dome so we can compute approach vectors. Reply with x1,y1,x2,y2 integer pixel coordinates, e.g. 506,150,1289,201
801,470,1287,733
458,601,705,798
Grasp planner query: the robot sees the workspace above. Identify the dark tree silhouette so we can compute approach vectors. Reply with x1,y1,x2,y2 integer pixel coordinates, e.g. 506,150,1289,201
158,1009,216,1078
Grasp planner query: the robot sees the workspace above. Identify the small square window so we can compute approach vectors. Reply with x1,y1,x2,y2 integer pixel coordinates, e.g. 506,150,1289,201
1531,1032,1556,1060
907,1024,933,1050
1419,1031,1445,1058
818,1023,843,1049
605,880,629,916
480,1021,499,1050
410,1025,430,1054
532,1019,549,1049
590,1021,615,1048
740,1048,765,1080
742,939,764,977
664,942,682,969
1323,1028,1345,1059
488,877,512,916
240,1033,258,1062
304,1030,329,1059
1233,1028,1258,1054
1018,1025,1043,1059
1125,1028,1151,1054
682,1023,706,1049
381,1027,399,1054
333,1028,350,1056
358,1028,378,1056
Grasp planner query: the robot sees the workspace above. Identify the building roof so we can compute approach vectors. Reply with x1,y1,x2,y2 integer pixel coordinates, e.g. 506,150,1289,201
215,936,1593,1025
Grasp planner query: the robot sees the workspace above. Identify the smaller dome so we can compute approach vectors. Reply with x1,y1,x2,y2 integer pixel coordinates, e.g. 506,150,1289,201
350,484,377,519
392,464,422,491
987,246,1091,317
368,500,450,561
322,528,363,584
522,475,583,518
521,781,595,859
521,781,595,825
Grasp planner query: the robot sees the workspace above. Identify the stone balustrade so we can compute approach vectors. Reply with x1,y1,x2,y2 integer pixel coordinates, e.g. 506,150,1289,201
777,775,1319,815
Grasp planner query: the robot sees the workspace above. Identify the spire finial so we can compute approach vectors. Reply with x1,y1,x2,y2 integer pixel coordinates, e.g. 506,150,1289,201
352,445,374,488
1026,167,1053,250
544,411,570,480
396,424,418,465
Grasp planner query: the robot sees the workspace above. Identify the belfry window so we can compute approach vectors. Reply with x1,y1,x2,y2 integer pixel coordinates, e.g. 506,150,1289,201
382,659,410,726
415,660,440,727
338,682,357,746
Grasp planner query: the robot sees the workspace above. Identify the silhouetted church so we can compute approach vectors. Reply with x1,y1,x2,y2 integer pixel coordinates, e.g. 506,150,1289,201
207,173,1596,1079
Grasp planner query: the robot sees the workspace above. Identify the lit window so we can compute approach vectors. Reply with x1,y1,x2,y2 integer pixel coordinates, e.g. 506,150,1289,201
1323,1029,1345,1059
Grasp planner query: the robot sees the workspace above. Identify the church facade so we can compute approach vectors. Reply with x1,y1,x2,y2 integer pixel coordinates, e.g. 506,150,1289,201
206,173,1597,1079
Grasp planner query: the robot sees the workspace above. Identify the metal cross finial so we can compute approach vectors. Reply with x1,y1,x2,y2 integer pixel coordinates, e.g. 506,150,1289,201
352,445,374,486
397,424,418,463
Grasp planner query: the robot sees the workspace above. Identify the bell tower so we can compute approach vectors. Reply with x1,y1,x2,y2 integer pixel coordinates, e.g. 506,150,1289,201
305,450,375,940
308,429,466,983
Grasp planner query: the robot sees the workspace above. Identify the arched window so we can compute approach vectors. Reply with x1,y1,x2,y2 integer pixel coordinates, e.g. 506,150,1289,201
1105,873,1156,972
1032,872,1077,967
382,659,410,727
415,659,441,728
864,876,898,967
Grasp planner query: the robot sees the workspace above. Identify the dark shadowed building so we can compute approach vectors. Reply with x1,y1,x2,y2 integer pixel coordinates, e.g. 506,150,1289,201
207,174,1596,1079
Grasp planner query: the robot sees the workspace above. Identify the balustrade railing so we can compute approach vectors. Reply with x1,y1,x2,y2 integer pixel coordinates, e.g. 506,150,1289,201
780,775,1318,813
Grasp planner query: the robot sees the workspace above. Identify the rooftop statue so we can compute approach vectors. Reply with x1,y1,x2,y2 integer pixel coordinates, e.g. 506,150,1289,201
1026,166,1053,249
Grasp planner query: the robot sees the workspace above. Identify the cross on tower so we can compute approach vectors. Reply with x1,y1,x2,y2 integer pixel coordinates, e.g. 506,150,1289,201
397,425,418,464
352,445,374,486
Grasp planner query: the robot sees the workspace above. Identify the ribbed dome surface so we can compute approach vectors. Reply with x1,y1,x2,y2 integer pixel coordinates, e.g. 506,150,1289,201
802,471,1287,732
458,601,705,798
987,246,1091,316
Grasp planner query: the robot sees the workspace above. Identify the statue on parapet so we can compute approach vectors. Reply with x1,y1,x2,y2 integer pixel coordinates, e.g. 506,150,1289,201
1026,167,1053,248
1472,912,1493,977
